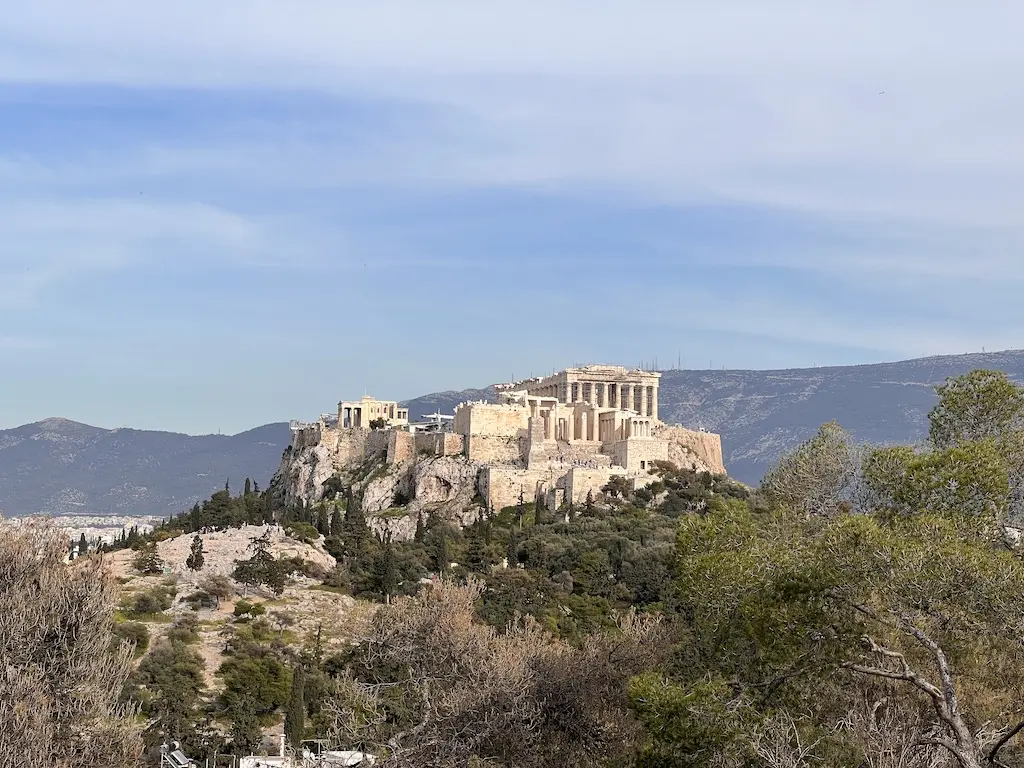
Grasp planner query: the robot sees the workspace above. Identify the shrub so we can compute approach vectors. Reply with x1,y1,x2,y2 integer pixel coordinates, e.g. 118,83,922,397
233,600,266,618
284,522,321,544
111,621,151,656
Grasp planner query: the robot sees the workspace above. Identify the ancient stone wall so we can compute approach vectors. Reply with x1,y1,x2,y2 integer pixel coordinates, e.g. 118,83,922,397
364,429,392,461
414,432,465,458
454,402,530,438
480,467,556,511
613,437,670,472
387,430,415,464
466,434,523,465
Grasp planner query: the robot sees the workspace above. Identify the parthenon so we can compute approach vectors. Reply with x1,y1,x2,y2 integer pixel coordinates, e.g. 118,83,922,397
495,365,661,419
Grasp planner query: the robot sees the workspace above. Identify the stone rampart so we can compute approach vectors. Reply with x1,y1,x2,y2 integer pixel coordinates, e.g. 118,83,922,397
466,434,523,465
387,430,415,464
613,437,670,472
414,432,465,458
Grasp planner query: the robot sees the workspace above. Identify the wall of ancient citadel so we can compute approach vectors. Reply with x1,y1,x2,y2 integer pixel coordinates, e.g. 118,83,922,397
414,432,465,457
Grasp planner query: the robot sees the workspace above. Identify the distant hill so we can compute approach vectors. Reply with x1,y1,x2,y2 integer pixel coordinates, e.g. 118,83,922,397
5,349,1024,518
402,350,1024,485
0,418,290,519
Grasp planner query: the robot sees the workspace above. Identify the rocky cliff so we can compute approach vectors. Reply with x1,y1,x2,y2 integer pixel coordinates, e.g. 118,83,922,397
268,425,485,539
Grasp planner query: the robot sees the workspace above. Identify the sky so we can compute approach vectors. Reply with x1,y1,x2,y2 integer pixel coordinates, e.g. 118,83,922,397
2,1,1024,434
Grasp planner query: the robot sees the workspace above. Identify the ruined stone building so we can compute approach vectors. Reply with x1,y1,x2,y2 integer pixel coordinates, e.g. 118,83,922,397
279,365,724,526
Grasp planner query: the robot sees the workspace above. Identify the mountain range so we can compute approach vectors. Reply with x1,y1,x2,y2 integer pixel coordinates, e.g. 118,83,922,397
4,349,1024,519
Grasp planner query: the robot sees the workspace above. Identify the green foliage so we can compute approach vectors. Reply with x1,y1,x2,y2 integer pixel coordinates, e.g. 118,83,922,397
284,664,306,748
232,530,289,595
863,439,1009,520
185,534,205,571
131,638,205,742
233,599,266,618
110,620,150,657
132,541,164,575
760,420,856,516
127,585,175,616
285,521,321,544
929,368,1024,448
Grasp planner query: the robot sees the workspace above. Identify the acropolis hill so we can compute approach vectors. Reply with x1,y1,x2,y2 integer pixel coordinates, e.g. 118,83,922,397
271,365,725,532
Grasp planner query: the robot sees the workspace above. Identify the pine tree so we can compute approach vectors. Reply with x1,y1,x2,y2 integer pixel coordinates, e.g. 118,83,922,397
244,477,252,496
284,664,306,750
414,510,425,543
77,532,88,558
186,534,205,571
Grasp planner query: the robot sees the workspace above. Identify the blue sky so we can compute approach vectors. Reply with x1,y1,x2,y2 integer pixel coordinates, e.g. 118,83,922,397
3,1,1024,434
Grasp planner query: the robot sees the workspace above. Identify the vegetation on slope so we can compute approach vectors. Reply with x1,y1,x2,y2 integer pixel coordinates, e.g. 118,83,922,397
7,368,1024,767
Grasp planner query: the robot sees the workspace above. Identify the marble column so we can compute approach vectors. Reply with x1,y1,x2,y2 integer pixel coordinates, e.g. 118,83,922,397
622,384,632,413
650,386,658,419
639,387,648,421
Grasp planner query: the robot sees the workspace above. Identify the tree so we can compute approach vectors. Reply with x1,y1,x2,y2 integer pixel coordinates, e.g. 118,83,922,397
414,510,425,543
186,534,205,571
760,420,859,517
377,536,399,603
244,477,252,496
0,523,143,766
434,533,450,575
77,532,88,558
327,579,663,767
330,504,343,538
316,508,330,538
285,664,306,750
929,369,1024,449
232,529,287,596
133,541,165,575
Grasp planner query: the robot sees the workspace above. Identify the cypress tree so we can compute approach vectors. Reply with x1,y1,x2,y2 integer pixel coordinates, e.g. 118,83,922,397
378,536,399,603
284,664,306,750
329,505,343,538
224,478,230,495
316,509,330,537
77,533,88,558
467,530,488,574
435,533,450,575
414,510,425,543
253,481,259,494
244,477,252,496
506,532,519,568
585,489,594,515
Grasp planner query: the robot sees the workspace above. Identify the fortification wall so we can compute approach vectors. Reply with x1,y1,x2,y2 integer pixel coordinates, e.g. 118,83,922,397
613,437,670,472
387,430,415,464
364,429,391,460
414,432,465,458
480,467,555,511
659,425,726,474
466,434,523,465
455,403,530,438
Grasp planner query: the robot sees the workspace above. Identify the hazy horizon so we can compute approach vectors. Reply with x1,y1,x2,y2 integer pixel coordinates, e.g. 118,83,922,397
5,345,1021,435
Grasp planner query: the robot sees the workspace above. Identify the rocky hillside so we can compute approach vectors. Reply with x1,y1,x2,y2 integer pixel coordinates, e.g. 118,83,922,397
8,350,1024,517
0,418,290,518
402,350,1024,485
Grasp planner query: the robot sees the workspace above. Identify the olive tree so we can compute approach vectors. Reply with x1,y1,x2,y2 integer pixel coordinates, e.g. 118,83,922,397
0,521,143,767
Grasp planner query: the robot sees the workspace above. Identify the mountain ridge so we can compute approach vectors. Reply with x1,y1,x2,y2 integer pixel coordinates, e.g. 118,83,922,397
5,349,1024,518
